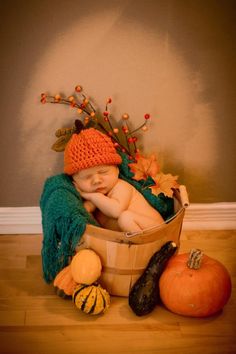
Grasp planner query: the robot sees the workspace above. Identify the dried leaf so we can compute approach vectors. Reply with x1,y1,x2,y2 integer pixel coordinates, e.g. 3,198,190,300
150,173,179,198
51,134,73,152
128,153,160,181
55,127,76,137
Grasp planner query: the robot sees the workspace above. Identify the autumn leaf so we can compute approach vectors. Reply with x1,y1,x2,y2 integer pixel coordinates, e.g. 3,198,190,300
150,173,179,197
128,153,160,181
51,134,73,152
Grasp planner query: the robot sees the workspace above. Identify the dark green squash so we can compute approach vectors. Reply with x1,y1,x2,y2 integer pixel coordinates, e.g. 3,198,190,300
129,241,177,316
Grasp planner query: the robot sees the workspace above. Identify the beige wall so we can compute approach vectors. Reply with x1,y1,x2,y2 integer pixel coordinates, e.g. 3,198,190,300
0,0,235,206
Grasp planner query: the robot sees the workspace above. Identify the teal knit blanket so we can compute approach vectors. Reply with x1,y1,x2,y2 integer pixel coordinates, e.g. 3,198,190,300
40,153,174,283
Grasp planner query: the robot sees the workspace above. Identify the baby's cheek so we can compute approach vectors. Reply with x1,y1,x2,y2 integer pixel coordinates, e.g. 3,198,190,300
80,182,92,193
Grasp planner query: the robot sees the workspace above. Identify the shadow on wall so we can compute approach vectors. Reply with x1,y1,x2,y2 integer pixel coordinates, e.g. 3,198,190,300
0,0,235,206
162,0,236,202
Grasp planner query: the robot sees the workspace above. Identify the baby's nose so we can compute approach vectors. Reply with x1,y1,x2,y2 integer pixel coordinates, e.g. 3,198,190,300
92,174,102,184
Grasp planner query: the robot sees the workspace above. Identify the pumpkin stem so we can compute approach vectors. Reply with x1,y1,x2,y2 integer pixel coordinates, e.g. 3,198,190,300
187,249,203,269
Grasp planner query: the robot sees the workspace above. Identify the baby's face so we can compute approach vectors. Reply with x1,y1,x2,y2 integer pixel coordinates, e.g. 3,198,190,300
73,165,119,194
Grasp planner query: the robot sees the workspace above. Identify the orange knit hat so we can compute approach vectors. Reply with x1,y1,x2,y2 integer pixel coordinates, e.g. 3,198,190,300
64,128,122,175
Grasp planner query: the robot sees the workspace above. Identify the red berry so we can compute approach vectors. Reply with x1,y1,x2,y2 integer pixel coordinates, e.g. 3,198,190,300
103,111,109,117
75,85,82,92
107,98,112,104
144,113,150,120
104,117,109,122
128,137,133,143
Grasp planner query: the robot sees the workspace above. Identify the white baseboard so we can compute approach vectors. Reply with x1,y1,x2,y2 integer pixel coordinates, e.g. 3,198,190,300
0,207,43,234
183,202,236,230
0,203,235,234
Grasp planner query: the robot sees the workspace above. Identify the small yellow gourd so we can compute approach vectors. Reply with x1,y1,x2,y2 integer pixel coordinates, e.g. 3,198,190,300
71,249,102,284
73,283,110,315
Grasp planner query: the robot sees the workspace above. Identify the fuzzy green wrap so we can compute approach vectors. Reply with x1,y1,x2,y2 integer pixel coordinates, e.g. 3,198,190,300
40,153,174,283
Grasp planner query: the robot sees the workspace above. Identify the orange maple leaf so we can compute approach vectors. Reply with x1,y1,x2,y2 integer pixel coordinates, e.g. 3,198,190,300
128,154,160,181
150,173,179,197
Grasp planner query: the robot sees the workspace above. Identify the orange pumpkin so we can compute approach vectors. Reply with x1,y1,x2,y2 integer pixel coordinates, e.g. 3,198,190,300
53,265,77,298
159,249,232,317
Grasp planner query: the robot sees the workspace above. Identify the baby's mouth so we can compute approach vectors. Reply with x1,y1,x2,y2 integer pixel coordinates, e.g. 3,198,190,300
95,187,106,193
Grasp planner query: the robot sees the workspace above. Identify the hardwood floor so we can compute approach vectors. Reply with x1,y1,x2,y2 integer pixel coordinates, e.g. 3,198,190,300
0,230,235,354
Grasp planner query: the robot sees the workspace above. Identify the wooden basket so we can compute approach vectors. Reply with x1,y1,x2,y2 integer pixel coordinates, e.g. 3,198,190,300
76,185,189,297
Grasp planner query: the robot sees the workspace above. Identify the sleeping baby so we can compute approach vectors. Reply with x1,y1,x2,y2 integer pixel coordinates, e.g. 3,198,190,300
64,128,164,232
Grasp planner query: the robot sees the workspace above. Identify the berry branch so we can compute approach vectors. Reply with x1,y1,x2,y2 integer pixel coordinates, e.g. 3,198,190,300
40,85,151,159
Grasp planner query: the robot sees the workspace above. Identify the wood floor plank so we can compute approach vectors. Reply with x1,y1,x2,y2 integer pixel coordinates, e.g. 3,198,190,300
0,329,235,354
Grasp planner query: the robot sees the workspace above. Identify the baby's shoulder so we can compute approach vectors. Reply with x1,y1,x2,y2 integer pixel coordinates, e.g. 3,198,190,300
117,178,134,190
110,178,134,195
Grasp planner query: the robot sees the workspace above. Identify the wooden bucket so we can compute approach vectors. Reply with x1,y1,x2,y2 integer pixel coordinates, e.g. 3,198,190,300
76,185,189,297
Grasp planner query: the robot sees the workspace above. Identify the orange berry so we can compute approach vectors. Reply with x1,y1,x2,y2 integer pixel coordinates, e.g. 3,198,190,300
141,125,148,131
122,113,129,120
54,94,61,102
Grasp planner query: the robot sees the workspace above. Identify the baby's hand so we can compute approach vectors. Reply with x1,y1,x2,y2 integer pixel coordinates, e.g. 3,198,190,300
73,181,95,200
83,200,96,213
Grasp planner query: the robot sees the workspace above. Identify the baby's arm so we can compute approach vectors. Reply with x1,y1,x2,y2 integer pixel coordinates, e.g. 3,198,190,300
78,181,133,219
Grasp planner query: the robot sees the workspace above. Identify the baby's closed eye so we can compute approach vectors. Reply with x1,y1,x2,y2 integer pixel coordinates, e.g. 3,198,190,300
98,169,109,174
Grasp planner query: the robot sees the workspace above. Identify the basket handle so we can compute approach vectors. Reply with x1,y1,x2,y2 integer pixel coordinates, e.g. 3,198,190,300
179,185,189,207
